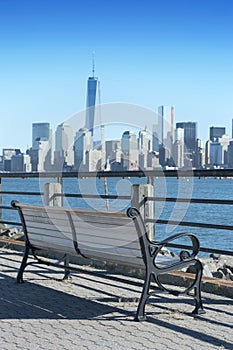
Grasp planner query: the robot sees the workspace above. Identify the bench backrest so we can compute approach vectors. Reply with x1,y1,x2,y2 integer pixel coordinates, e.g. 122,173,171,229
15,203,145,268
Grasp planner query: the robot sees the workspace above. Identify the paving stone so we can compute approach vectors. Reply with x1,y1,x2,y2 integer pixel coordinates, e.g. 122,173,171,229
0,247,232,350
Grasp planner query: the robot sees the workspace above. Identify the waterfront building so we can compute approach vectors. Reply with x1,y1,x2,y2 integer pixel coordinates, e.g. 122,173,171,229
147,152,161,169
219,134,233,166
73,128,92,171
205,140,212,166
121,131,138,170
227,141,233,167
157,105,174,151
2,148,21,171
32,122,50,150
173,128,185,168
209,126,226,142
28,140,51,172
86,149,102,172
176,121,197,164
11,153,31,172
152,126,160,153
210,142,222,166
54,122,74,169
105,140,121,165
194,138,204,168
138,127,151,169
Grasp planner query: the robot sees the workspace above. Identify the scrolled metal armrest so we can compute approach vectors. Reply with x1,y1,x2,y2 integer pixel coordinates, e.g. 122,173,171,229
158,232,200,258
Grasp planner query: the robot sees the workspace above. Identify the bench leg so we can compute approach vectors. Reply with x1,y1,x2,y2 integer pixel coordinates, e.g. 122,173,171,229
17,243,30,283
63,255,72,280
135,272,152,321
192,261,205,315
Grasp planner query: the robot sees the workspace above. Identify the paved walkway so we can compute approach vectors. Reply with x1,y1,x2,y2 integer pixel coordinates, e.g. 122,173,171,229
0,247,232,350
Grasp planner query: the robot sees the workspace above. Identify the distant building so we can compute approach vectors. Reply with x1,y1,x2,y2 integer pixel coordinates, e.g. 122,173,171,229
209,126,226,142
138,127,151,169
157,105,174,159
85,64,98,136
219,134,233,166
105,140,121,166
73,128,92,171
86,149,102,171
2,149,21,171
205,140,212,166
210,142,222,166
173,128,185,168
121,131,138,170
11,154,31,172
28,140,51,172
54,122,74,169
227,141,233,168
176,122,197,164
32,122,50,150
194,138,204,168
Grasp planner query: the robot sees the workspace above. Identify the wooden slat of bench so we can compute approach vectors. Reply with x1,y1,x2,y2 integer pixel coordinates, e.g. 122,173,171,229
21,205,180,268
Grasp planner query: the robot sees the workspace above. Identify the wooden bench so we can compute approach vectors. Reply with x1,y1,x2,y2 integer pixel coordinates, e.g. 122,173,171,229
11,200,205,321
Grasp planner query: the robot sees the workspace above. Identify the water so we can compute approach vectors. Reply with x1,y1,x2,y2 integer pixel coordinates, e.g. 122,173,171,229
1,176,233,256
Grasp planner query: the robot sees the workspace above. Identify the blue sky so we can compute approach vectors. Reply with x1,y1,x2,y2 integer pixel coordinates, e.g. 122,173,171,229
0,0,232,151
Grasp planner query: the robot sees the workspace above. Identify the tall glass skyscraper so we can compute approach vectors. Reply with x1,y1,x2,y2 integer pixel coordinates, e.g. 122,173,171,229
85,75,97,136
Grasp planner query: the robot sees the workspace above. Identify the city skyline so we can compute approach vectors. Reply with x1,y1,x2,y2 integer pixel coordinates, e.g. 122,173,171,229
2,112,233,172
0,0,232,151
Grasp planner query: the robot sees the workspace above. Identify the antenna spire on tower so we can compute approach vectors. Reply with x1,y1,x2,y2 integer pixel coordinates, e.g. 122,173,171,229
92,51,95,78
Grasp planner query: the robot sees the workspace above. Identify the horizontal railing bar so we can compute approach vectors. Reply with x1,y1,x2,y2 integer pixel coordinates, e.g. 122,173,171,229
61,193,130,200
0,220,22,226
0,191,43,196
1,168,233,179
0,206,17,210
166,243,233,257
147,218,233,231
147,197,233,205
3,193,233,207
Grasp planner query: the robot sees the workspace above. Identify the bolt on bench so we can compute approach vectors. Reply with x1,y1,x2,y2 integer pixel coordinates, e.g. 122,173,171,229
12,200,205,321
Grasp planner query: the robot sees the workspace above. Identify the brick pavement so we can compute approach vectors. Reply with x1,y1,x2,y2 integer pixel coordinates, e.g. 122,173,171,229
0,247,232,350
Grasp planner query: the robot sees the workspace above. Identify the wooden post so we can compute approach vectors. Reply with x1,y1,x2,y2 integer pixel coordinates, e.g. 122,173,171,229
131,184,154,241
44,182,63,207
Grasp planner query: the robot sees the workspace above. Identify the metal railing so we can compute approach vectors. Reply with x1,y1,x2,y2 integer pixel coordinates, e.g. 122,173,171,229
0,169,233,257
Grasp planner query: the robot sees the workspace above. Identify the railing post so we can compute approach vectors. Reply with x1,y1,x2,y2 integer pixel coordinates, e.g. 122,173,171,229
44,182,63,207
131,184,154,240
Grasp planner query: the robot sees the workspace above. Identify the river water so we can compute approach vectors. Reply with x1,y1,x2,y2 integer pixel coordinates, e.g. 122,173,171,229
1,176,233,256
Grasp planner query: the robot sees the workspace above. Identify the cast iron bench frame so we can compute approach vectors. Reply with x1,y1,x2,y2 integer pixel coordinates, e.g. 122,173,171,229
12,200,205,321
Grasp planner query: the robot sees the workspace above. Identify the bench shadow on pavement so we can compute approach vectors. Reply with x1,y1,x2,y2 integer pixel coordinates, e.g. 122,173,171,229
0,272,128,320
0,266,232,350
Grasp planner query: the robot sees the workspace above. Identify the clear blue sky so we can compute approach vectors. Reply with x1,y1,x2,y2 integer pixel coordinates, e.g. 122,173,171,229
0,0,232,152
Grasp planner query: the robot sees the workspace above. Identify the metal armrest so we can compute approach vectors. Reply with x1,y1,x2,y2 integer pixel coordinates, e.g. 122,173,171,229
157,232,200,258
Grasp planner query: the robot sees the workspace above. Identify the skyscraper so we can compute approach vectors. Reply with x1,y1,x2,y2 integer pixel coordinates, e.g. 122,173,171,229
209,126,226,142
32,122,50,150
121,131,138,170
73,128,92,170
85,61,98,136
54,122,74,167
157,105,174,147
176,121,197,159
